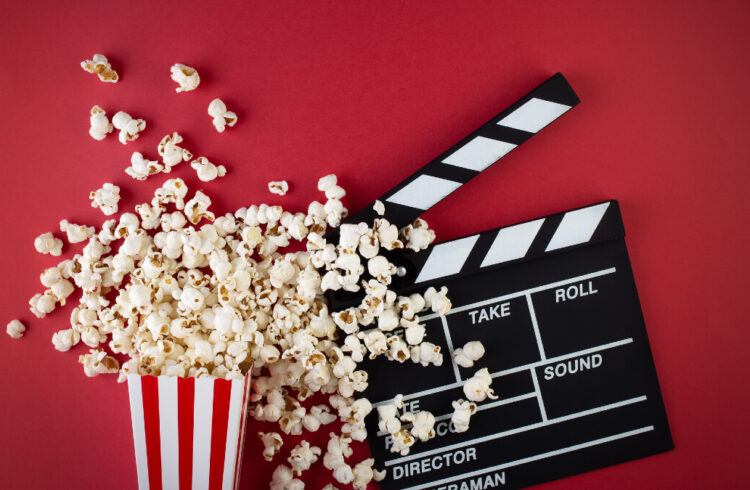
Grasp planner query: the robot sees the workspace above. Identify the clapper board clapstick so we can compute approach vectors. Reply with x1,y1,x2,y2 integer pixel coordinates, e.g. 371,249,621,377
328,73,673,489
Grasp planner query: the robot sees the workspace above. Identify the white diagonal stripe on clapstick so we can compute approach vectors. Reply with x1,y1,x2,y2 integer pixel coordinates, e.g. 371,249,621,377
498,98,572,133
546,202,610,251
481,218,545,267
441,136,517,171
128,375,150,490
192,378,214,490
158,376,180,490
415,234,480,283
386,174,462,211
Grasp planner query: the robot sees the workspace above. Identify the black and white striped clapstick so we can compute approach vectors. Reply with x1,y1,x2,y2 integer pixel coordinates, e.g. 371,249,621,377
345,73,580,230
386,200,625,292
328,73,580,308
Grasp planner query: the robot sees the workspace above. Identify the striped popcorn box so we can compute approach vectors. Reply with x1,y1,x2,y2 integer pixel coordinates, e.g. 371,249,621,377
127,374,252,490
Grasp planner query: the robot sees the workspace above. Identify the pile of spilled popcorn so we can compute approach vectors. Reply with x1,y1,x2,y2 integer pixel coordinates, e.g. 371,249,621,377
7,54,497,489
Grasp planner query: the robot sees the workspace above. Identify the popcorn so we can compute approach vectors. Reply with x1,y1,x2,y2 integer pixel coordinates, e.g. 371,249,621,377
157,133,192,171
126,152,164,181
6,319,25,339
389,428,415,456
89,106,113,140
153,177,188,209
323,432,353,471
89,183,121,216
207,98,238,132
402,410,436,441
332,463,354,485
52,328,81,351
288,440,321,476
402,218,436,251
424,286,452,315
367,255,397,284
78,348,119,377
184,191,215,224
463,367,498,402
317,174,345,200
270,464,304,490
59,220,95,244
453,340,486,368
376,398,402,437
29,291,57,318
259,431,284,461
373,200,385,216
170,63,200,92
269,181,289,196
404,323,426,345
410,342,444,367
352,459,385,489
451,399,477,433
80,54,118,82
190,157,226,182
19,163,459,480
34,232,63,256
112,111,146,144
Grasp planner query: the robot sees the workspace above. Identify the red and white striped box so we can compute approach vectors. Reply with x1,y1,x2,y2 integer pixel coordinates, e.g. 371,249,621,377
127,374,252,490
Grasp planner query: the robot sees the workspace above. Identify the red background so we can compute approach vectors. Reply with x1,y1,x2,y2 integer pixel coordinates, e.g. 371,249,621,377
1,1,748,488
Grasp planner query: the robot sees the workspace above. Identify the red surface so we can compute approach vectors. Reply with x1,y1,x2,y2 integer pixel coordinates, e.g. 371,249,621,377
1,1,749,489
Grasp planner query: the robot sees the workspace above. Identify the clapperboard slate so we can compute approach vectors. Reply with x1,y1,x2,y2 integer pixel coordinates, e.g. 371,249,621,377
329,74,672,489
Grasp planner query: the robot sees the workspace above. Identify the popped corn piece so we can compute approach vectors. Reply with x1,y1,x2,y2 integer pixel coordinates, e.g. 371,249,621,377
410,342,443,367
268,180,289,196
89,183,121,216
389,428,415,456
52,328,81,352
34,232,63,256
352,458,383,490
126,152,164,181
323,432,353,471
59,220,95,244
373,200,385,216
259,431,283,461
401,410,436,442
207,98,238,132
288,440,321,476
317,174,345,200
78,348,119,377
270,464,304,490
451,399,477,433
404,323,426,345
463,367,498,402
80,54,118,82
29,291,56,318
152,177,188,209
367,255,397,284
424,286,452,315
6,319,25,339
170,63,200,93
89,105,113,140
158,133,192,170
376,394,404,433
112,111,146,144
190,157,226,182
184,191,215,224
453,340,486,368
322,485,339,490
332,463,354,485
402,217,436,251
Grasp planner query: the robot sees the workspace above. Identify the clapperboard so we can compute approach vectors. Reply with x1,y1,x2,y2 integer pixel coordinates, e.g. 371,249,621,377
329,74,672,489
